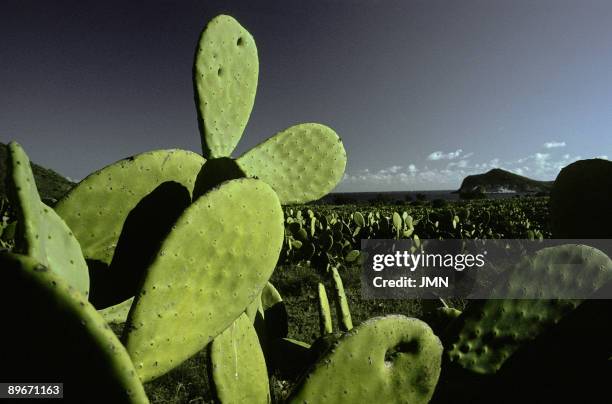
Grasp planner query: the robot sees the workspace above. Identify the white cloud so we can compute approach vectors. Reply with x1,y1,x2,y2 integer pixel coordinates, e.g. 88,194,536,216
339,163,474,191
338,149,597,191
427,149,463,161
447,159,470,169
543,141,566,149
501,152,581,178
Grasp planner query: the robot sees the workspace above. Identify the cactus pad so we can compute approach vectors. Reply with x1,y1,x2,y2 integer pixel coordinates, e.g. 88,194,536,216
55,149,203,267
237,123,347,204
0,252,148,403
208,313,270,404
261,281,288,339
330,265,353,331
194,14,258,158
123,178,284,382
444,244,612,374
99,297,135,325
288,315,442,404
551,158,612,238
6,142,89,296
318,283,333,335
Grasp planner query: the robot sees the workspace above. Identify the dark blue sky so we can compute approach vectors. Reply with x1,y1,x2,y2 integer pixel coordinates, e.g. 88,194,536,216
2,0,611,190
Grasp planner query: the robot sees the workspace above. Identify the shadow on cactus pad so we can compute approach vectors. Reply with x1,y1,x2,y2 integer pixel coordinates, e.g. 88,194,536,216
89,181,191,308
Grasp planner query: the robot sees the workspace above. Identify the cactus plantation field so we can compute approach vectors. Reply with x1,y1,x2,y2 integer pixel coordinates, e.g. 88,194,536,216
1,12,612,404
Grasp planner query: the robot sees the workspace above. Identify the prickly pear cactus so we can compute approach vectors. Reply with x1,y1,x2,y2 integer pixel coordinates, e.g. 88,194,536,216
550,158,612,238
287,315,443,404
52,12,346,311
0,252,147,404
6,142,89,296
122,178,284,382
208,313,270,404
444,244,612,374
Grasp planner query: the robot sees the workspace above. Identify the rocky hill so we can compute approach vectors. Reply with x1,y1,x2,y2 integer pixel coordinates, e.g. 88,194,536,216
457,168,553,194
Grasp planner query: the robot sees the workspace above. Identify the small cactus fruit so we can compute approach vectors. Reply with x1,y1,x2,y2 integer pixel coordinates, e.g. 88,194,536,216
99,296,135,325
444,244,612,375
287,315,443,404
6,142,89,296
122,178,284,382
193,15,347,204
55,149,204,269
551,158,612,238
0,252,148,404
318,283,333,335
208,313,270,404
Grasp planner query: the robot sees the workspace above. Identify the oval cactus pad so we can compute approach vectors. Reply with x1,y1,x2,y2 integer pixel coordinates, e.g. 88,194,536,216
123,178,284,382
237,123,347,204
6,142,89,296
0,253,148,404
55,149,204,267
550,158,612,238
444,244,612,374
288,315,443,404
209,313,270,404
194,14,258,158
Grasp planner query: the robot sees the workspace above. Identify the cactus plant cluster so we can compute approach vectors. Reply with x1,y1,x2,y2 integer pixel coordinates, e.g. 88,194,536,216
0,14,348,403
280,199,547,271
2,12,612,404
0,13,430,404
